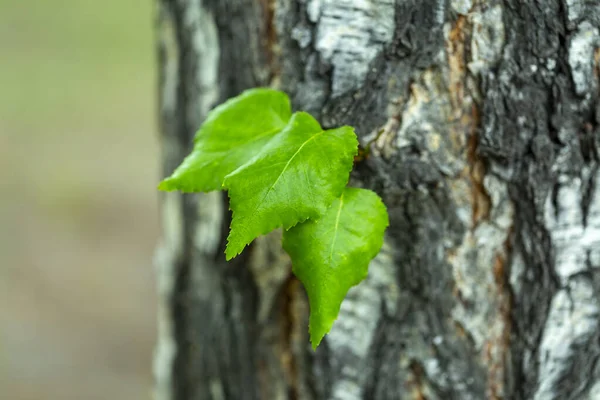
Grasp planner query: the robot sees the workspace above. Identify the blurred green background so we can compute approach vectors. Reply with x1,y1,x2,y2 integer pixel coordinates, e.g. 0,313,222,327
0,0,159,399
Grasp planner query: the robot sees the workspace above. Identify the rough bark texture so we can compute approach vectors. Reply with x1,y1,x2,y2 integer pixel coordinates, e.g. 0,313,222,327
154,1,600,399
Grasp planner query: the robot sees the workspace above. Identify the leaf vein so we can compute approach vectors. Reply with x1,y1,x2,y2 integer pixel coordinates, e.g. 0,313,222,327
242,131,324,230
328,192,344,265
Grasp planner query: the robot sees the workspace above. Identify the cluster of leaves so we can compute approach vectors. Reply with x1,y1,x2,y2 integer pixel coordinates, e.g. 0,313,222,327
159,88,389,348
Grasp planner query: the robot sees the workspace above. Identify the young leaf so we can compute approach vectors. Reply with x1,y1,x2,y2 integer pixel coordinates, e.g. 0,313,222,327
282,187,389,349
158,88,292,192
223,112,358,260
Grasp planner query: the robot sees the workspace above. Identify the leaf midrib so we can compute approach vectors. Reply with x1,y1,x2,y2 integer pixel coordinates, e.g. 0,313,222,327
328,192,344,265
245,130,324,230
267,130,324,194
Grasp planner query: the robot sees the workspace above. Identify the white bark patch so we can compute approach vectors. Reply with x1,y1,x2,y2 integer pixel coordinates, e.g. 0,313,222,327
535,172,600,399
568,22,599,97
565,0,585,27
194,192,224,255
451,0,473,15
307,0,322,22
534,280,599,400
159,9,180,117
182,0,220,129
468,5,505,75
154,193,184,400
589,380,600,399
509,249,527,298
310,0,395,97
326,241,397,400
544,173,600,282
434,0,446,26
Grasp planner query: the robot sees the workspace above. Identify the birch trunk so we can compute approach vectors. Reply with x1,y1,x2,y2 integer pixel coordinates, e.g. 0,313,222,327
154,1,600,399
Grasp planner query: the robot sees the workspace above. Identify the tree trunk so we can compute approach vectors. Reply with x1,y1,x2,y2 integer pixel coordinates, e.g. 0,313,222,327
154,1,600,399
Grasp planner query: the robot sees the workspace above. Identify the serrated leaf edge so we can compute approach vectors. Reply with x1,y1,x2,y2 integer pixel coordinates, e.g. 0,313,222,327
158,88,291,192
223,122,358,260
286,188,389,349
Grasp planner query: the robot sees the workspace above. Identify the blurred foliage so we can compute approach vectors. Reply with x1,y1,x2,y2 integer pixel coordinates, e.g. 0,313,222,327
0,0,153,130
0,0,159,399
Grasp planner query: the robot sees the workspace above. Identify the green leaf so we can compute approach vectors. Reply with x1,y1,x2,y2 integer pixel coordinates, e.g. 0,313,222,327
223,112,358,260
282,187,389,349
158,88,292,192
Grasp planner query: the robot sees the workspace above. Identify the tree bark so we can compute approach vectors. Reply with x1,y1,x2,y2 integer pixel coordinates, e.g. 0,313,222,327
154,1,600,399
